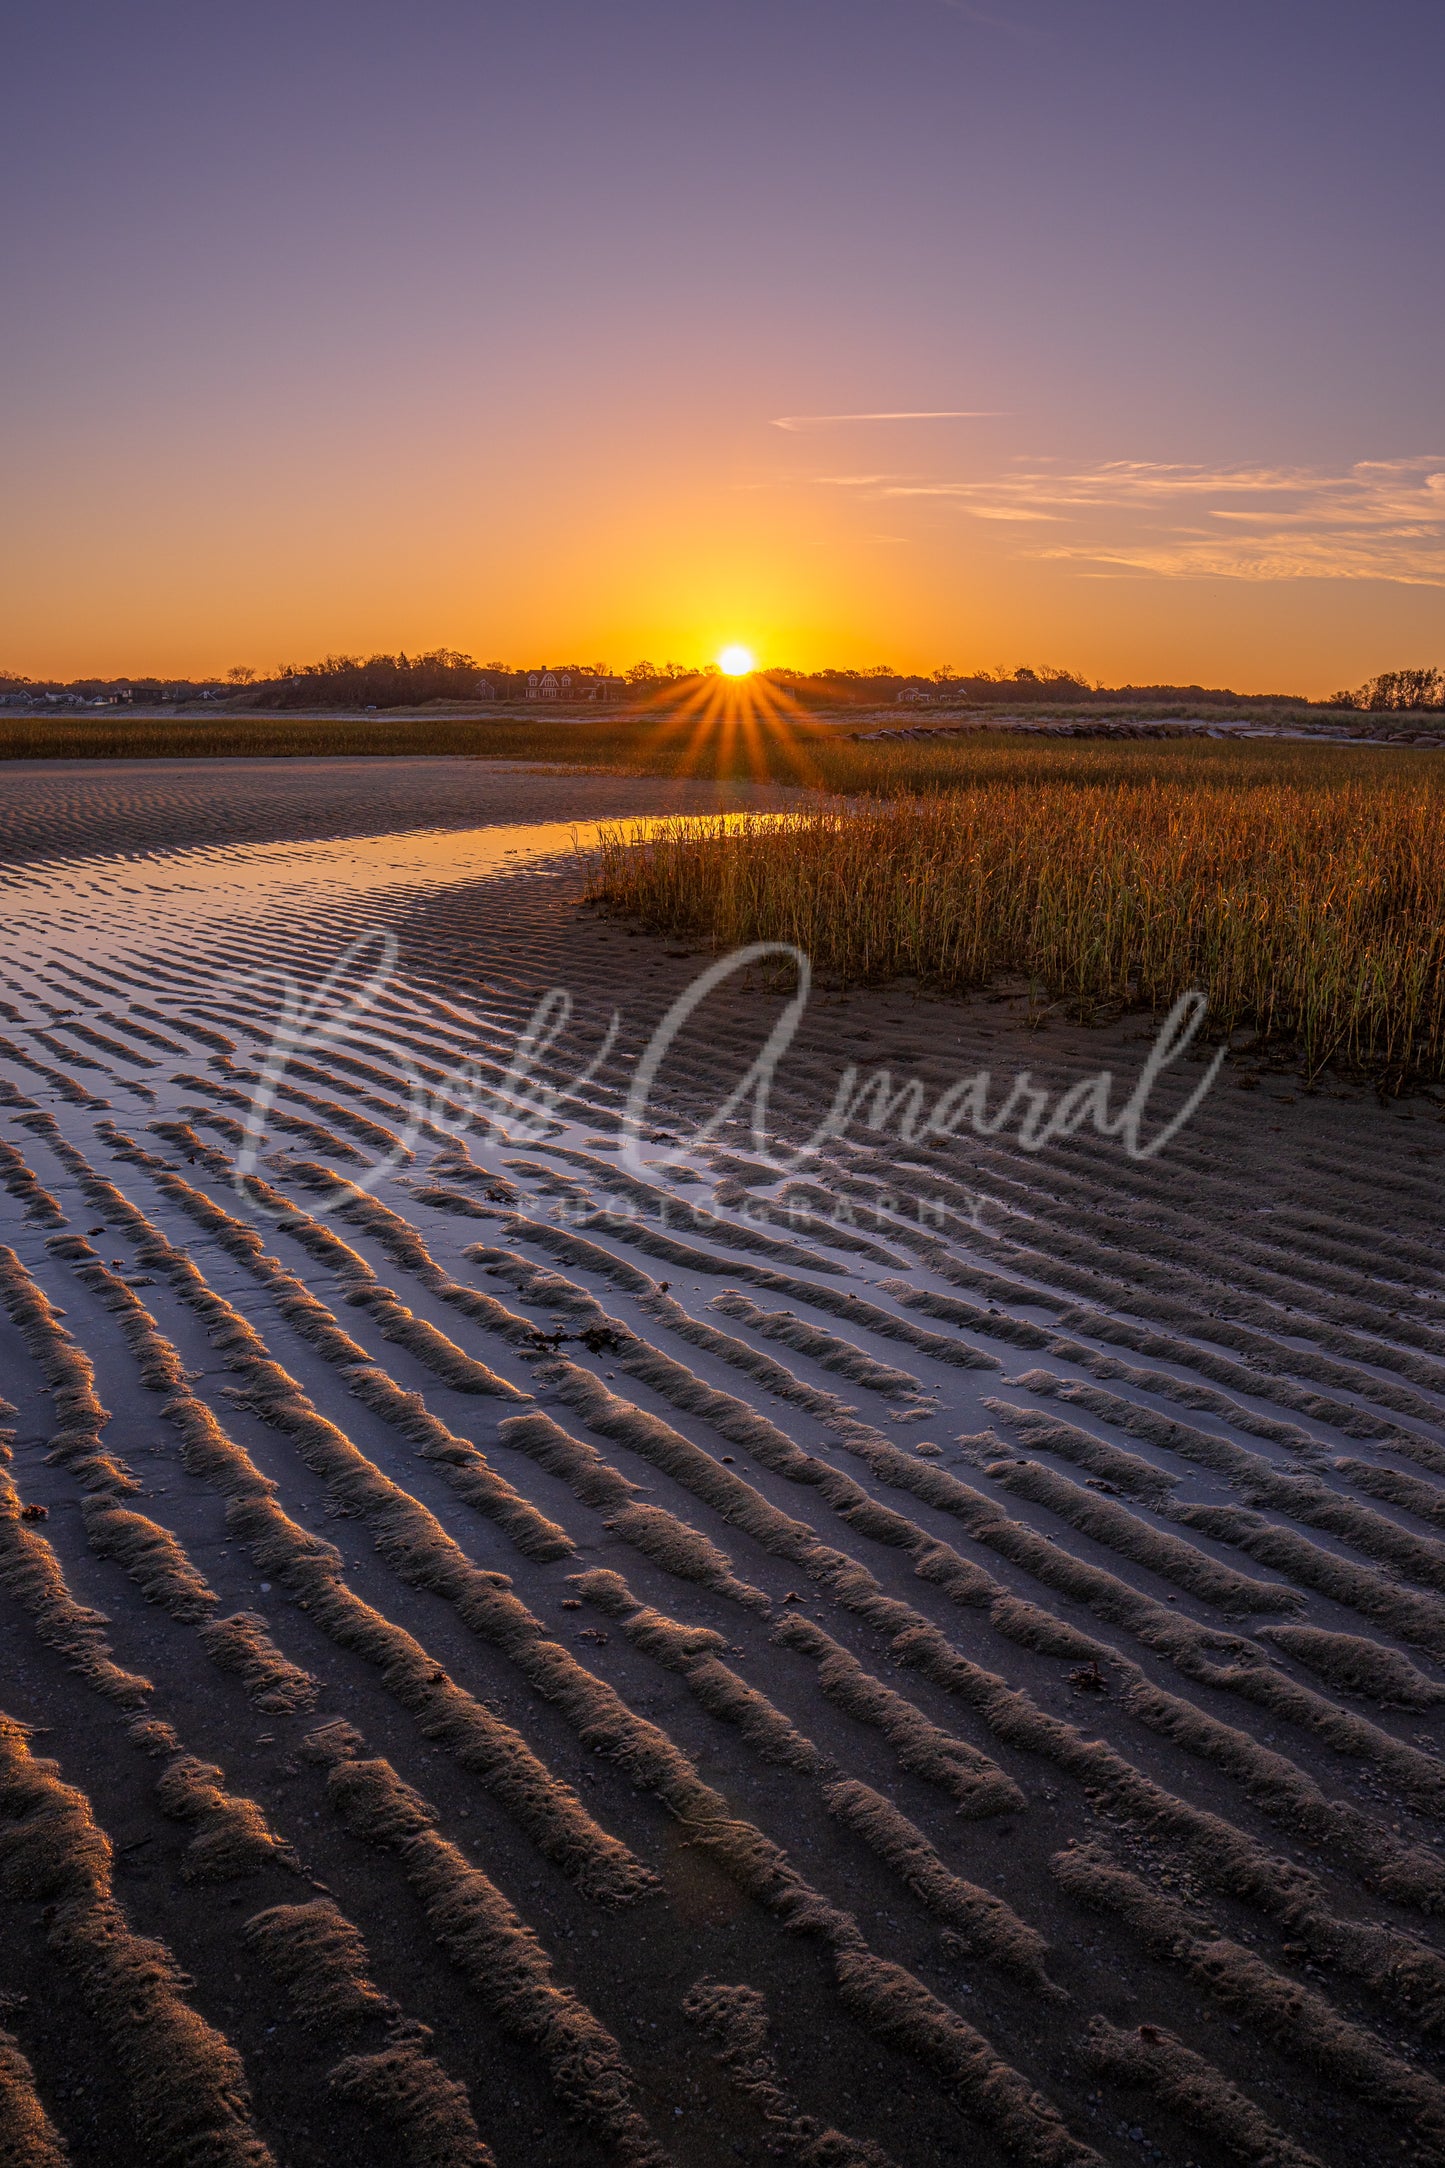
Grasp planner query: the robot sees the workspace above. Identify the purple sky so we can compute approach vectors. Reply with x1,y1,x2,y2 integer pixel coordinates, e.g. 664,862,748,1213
4,0,1442,688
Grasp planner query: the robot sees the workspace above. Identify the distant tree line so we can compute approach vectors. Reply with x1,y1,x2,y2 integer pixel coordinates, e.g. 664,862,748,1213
3,653,1441,713
1331,666,1444,711
267,651,659,705
265,650,508,707
759,664,1312,710
753,664,1085,708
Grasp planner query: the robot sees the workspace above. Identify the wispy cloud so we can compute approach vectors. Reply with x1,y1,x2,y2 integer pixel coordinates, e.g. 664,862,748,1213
813,472,908,488
937,1,1048,47
959,504,1059,521
823,455,1445,585
771,410,1002,432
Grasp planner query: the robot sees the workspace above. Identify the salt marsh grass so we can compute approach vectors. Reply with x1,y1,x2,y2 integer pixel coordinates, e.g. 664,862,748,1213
590,746,1445,1082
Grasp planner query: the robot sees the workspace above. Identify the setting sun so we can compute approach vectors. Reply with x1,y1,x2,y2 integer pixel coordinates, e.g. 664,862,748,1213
717,643,755,676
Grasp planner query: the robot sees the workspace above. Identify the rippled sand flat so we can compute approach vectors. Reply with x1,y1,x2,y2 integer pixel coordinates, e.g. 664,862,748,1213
0,757,1440,2168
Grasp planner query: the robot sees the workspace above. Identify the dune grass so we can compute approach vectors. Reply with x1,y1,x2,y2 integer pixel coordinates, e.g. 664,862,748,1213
589,744,1445,1083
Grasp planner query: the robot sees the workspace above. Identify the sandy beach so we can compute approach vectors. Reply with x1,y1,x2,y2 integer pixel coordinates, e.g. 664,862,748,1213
0,757,1441,2168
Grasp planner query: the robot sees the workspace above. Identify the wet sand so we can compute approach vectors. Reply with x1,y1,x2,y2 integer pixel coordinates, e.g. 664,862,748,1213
0,757,1440,2168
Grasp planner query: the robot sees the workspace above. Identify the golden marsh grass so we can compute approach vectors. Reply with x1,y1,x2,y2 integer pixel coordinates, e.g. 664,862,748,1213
590,744,1445,1082
2,703,1431,778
